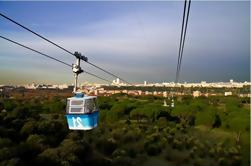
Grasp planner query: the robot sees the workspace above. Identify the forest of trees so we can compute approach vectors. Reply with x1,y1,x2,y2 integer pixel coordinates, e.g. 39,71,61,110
102,85,251,94
0,93,250,166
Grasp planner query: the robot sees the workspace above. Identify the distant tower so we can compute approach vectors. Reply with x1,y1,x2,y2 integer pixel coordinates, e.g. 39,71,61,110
144,81,147,86
163,100,168,107
230,79,234,84
116,78,120,84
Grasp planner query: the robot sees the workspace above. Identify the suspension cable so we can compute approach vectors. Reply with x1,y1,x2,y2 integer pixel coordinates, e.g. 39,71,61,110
0,35,111,83
175,0,191,83
0,12,131,85
176,0,187,83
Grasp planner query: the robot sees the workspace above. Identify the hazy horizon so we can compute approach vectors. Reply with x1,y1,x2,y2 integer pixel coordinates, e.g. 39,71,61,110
0,1,250,84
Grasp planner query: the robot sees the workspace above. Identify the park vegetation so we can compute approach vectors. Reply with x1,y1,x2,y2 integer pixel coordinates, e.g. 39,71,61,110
0,93,250,166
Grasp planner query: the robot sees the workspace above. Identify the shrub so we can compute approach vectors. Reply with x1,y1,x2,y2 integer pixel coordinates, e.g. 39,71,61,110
172,139,183,150
112,149,127,159
218,157,228,166
0,102,4,111
0,137,12,148
112,156,134,166
0,147,14,160
122,131,141,144
37,148,60,165
26,134,46,152
21,121,37,136
212,114,221,128
95,138,117,156
4,100,16,111
145,144,161,156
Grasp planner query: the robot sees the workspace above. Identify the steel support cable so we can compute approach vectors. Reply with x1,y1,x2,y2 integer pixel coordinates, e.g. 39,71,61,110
0,13,75,57
177,0,191,82
176,0,187,83
0,35,72,67
0,35,111,83
175,0,191,83
84,71,111,83
86,61,132,85
0,13,131,85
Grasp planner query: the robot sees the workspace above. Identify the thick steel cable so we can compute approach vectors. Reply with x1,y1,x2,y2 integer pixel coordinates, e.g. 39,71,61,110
0,35,72,67
177,0,191,82
176,0,187,83
175,0,191,83
86,61,132,85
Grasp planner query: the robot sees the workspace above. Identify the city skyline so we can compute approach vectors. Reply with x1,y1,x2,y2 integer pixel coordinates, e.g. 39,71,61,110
1,78,250,87
0,1,250,84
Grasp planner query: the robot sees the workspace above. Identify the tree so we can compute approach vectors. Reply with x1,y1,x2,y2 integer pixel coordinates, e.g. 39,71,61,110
130,109,145,123
188,115,196,126
3,100,16,111
37,148,60,165
95,137,117,156
9,106,30,119
21,120,37,136
212,114,221,128
145,144,162,156
0,102,4,111
26,134,46,152
0,137,13,149
0,147,14,161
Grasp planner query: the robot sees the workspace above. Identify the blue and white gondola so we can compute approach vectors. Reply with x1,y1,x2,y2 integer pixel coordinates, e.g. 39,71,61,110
66,92,99,130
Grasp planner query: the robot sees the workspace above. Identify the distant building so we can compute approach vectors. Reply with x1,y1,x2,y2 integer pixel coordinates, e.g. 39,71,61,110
114,90,121,94
163,91,167,98
138,90,142,95
94,90,98,95
239,94,251,97
116,78,120,84
201,81,207,87
25,83,37,89
122,90,128,94
201,81,206,84
58,84,69,89
193,91,201,97
224,91,232,96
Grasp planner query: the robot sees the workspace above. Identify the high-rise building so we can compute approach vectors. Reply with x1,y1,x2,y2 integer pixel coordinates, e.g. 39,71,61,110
201,81,206,84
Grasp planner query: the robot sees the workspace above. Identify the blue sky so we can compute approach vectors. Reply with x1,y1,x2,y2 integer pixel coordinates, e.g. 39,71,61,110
0,1,250,84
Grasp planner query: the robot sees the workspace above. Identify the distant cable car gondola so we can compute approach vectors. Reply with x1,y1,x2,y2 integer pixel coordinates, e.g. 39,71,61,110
65,52,99,130
171,98,175,108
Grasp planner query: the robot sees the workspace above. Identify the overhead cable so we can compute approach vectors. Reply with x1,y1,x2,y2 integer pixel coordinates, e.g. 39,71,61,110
175,0,191,83
0,35,111,83
0,13,131,85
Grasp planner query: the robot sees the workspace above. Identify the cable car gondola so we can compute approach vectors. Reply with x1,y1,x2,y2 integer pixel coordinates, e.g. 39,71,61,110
65,52,99,130
66,92,99,130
